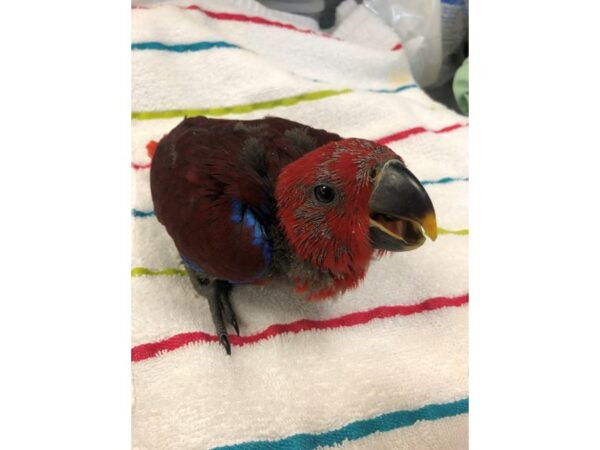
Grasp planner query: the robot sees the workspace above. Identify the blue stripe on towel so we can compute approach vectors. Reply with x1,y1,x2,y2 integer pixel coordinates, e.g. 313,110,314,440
131,209,155,218
212,398,468,450
371,83,418,94
131,41,240,52
421,176,469,186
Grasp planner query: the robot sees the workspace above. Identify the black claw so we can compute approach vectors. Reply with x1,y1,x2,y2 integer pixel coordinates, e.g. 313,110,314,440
220,334,231,355
231,318,240,336
217,280,239,336
187,273,238,356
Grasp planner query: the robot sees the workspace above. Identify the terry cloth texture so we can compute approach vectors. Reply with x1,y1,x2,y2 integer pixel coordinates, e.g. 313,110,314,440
131,0,469,449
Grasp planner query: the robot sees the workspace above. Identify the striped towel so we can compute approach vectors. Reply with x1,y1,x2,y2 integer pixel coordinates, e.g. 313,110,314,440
131,1,468,449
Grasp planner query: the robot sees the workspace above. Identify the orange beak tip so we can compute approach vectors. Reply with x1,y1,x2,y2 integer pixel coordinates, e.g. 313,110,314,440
423,213,438,241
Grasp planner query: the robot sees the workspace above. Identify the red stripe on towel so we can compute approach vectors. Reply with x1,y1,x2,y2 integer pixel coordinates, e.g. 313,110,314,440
131,140,158,170
186,5,332,38
131,161,152,170
376,123,468,146
132,293,468,362
436,123,467,134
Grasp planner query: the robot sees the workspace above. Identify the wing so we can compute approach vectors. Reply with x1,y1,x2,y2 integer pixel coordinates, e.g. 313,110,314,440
150,116,342,282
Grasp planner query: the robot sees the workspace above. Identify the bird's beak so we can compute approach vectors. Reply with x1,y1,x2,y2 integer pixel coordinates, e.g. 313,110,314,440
368,159,437,252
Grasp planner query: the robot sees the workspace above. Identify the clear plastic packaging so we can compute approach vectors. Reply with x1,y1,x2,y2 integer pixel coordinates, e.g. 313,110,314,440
363,0,467,88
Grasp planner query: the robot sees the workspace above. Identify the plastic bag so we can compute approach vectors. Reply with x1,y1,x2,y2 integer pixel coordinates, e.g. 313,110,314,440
363,0,467,88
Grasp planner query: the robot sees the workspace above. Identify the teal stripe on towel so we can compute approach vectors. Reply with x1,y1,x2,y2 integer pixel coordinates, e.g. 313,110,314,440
212,398,468,450
421,176,469,185
131,209,154,218
131,41,240,52
372,83,418,93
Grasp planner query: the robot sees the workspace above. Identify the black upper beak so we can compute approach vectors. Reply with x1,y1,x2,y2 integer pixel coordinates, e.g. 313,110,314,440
368,159,437,251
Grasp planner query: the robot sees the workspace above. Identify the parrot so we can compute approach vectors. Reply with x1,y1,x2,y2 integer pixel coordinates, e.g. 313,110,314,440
150,116,437,355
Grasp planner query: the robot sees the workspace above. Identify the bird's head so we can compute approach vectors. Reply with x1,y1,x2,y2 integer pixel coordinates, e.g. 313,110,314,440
275,138,437,291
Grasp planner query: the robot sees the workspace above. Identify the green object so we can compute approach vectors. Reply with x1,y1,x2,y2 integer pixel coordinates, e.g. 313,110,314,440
453,58,469,116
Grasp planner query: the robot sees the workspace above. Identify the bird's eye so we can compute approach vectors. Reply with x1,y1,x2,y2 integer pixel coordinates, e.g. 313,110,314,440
314,185,335,203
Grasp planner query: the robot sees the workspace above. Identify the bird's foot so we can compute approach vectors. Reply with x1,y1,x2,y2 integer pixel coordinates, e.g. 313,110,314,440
208,280,239,355
186,269,239,355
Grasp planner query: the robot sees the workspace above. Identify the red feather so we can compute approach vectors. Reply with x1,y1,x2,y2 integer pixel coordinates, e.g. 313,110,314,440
275,138,401,298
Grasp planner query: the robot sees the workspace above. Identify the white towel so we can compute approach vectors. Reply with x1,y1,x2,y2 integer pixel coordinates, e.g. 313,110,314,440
131,1,468,448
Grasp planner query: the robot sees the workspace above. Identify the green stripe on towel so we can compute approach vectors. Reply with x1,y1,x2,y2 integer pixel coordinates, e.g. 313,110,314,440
131,89,352,120
131,267,186,277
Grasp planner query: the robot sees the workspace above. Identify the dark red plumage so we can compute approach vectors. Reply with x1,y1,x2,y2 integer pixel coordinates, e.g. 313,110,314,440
150,116,342,285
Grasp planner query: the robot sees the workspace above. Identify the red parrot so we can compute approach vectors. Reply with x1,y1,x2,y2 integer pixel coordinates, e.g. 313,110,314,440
150,116,437,354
